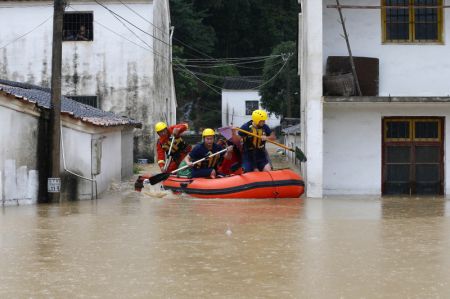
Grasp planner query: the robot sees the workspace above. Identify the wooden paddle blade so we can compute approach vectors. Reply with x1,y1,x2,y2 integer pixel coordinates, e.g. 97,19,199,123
218,126,233,140
149,172,171,185
134,177,144,192
295,147,307,162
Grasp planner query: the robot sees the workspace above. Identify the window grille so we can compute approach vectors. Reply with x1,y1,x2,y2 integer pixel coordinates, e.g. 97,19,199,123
245,101,259,115
63,12,93,41
68,96,98,108
382,0,443,43
382,117,444,195
384,118,441,142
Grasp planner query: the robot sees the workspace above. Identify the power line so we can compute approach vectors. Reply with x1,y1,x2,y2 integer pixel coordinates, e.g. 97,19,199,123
117,0,168,37
67,4,172,62
178,56,281,69
98,3,157,54
67,5,153,52
175,64,222,95
93,0,171,47
0,15,52,50
183,55,281,62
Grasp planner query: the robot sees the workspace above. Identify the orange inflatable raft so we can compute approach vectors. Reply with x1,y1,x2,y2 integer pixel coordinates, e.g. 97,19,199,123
162,169,304,199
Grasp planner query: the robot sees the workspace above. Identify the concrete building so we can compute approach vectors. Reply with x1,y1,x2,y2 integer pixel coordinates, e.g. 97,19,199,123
0,0,176,161
300,0,450,196
221,77,281,129
0,79,141,205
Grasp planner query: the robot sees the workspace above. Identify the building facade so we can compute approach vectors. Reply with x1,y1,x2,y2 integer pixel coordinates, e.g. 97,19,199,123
0,79,140,204
221,77,281,129
0,0,176,161
301,0,450,196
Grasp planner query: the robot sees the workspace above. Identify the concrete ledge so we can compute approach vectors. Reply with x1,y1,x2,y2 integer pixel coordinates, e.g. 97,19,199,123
324,96,450,103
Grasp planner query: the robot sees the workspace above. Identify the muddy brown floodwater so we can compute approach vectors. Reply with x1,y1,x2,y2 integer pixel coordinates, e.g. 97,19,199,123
1,148,450,297
2,188,450,298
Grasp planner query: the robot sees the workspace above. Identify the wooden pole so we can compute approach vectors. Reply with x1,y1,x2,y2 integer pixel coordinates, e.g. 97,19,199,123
49,0,65,203
336,0,362,96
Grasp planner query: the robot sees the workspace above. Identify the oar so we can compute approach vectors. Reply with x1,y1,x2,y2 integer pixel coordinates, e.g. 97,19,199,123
148,148,228,185
218,126,307,162
163,136,175,172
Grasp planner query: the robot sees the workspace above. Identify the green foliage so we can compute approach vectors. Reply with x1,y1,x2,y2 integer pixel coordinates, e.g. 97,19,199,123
133,164,143,174
260,41,300,118
170,0,300,127
170,0,216,56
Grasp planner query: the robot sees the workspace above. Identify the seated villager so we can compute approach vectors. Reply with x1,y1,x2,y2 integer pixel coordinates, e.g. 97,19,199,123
184,128,233,178
76,25,90,41
155,121,191,173
238,109,276,172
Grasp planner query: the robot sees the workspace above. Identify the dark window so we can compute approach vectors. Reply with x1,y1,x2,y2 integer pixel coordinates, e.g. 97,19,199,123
415,121,438,139
245,101,259,115
382,117,444,195
68,96,98,108
63,12,93,41
386,121,410,139
383,0,442,43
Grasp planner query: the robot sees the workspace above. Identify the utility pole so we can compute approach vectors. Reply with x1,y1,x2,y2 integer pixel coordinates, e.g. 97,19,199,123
48,0,65,202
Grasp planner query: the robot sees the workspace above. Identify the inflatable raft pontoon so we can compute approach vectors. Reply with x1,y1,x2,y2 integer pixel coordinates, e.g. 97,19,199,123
162,169,304,199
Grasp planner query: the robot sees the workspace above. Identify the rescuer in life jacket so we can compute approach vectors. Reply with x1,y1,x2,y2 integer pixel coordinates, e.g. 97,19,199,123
238,109,276,172
184,128,233,178
155,121,191,173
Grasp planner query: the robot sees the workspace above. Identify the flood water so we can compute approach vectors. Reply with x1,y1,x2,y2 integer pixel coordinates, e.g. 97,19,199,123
2,183,450,298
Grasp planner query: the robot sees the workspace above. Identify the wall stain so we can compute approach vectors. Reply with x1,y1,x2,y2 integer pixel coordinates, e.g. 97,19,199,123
1,48,8,77
126,62,139,119
41,47,49,87
26,63,35,84
37,110,50,203
72,48,79,94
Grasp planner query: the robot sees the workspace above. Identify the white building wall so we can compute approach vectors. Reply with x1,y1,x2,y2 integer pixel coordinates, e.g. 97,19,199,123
300,0,324,198
0,94,131,203
62,126,124,200
221,90,281,128
323,0,450,96
324,102,450,195
0,1,174,159
0,104,39,204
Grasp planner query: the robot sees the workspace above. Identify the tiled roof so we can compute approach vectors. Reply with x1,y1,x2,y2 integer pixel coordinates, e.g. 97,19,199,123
222,76,262,90
0,79,141,128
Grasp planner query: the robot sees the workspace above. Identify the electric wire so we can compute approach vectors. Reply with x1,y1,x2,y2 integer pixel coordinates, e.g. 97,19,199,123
0,15,52,50
93,0,171,47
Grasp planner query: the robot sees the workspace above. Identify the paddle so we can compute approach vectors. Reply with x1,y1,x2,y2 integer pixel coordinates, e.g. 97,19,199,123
218,126,307,162
148,148,228,185
163,136,175,172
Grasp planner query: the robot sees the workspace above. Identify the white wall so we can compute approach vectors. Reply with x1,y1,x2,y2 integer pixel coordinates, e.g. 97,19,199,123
0,93,131,203
324,102,450,195
221,90,281,129
323,0,450,96
62,126,124,200
300,0,324,198
0,1,175,159
0,104,39,204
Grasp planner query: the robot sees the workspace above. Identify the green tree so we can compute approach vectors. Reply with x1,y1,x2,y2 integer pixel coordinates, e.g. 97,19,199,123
260,41,299,118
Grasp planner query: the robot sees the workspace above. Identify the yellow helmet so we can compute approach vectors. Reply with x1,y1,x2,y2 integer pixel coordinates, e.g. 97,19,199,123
155,122,167,132
202,128,215,137
252,109,268,124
